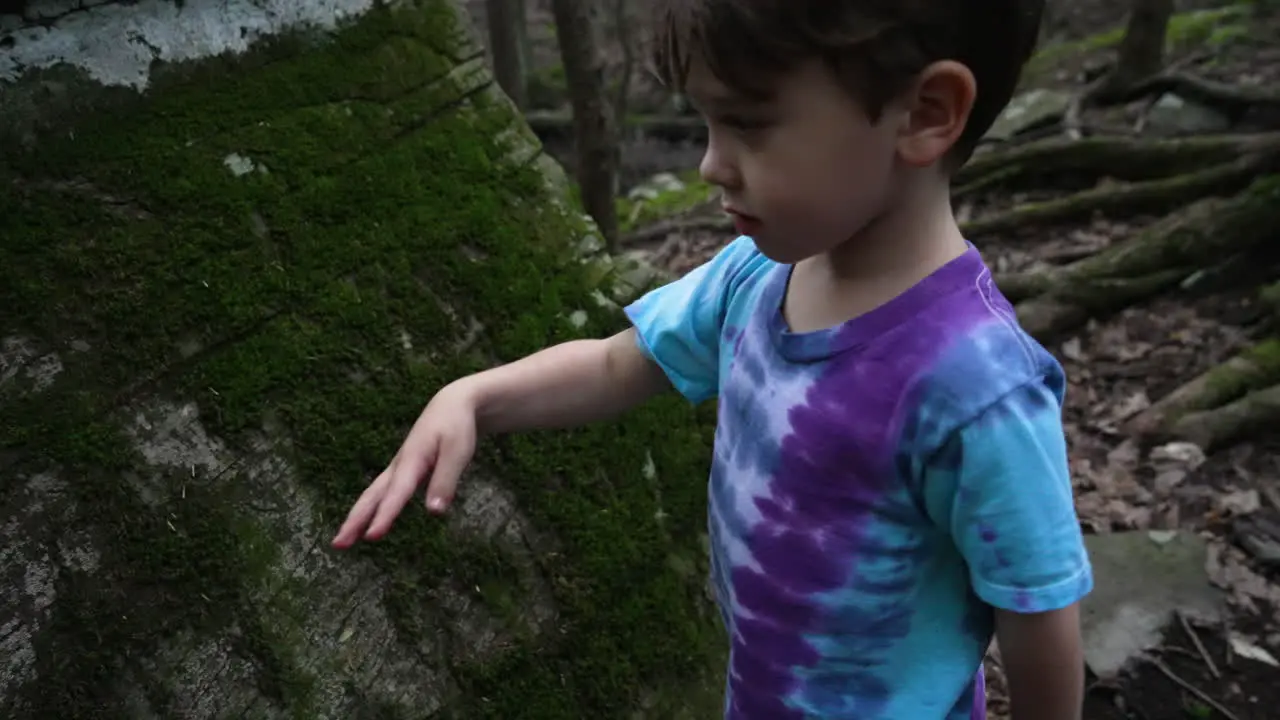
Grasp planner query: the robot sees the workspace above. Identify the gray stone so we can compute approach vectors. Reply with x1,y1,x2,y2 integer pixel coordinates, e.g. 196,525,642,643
1143,92,1232,136
1081,531,1224,678
984,89,1072,142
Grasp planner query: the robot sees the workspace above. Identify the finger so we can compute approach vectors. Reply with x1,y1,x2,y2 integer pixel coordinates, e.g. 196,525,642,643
331,469,392,548
424,436,472,513
364,440,436,539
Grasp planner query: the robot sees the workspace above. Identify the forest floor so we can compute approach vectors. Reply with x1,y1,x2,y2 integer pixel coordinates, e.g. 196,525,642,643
466,1,1280,718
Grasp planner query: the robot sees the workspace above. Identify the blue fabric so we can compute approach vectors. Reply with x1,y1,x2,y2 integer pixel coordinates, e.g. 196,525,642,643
625,237,1092,719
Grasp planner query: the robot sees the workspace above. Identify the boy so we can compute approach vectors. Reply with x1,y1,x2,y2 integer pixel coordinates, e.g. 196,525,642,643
332,0,1092,717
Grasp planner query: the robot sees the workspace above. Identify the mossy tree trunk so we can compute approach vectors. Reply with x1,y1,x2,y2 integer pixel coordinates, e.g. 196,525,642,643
0,0,723,717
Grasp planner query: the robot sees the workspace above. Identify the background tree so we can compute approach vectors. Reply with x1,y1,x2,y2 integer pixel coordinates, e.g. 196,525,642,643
1089,0,1176,102
549,0,620,249
486,0,527,108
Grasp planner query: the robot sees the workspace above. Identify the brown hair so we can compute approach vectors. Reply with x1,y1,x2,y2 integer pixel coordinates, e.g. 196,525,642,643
648,0,1045,168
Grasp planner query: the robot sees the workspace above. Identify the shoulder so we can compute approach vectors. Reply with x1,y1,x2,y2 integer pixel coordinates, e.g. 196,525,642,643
702,234,777,300
900,285,1065,457
628,235,775,314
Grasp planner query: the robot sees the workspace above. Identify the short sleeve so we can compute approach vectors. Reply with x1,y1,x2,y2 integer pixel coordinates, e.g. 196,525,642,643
623,236,766,403
922,379,1093,613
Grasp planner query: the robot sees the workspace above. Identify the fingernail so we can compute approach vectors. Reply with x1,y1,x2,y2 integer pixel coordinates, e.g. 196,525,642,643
428,497,444,511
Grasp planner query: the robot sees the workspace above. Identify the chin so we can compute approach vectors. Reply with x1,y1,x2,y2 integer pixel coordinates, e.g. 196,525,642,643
749,233,826,265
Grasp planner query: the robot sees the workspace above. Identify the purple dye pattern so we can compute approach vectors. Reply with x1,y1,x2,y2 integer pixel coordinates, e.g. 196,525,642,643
971,669,986,719
718,251,1007,717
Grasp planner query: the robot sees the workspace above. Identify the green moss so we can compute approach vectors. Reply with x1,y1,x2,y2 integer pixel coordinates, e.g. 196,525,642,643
1260,281,1280,313
0,0,722,717
1025,4,1251,84
617,170,717,232
1194,338,1280,409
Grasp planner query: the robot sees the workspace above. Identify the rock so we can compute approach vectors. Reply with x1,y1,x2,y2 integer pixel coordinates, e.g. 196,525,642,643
984,89,1072,142
1142,92,1232,137
0,0,720,717
1233,515,1280,567
1080,531,1224,678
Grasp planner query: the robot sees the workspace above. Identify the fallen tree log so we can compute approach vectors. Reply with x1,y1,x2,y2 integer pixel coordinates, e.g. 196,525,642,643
955,131,1280,195
1011,175,1280,340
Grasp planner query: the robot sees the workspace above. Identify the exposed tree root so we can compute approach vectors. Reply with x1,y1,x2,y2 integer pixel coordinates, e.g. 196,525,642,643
1009,175,1280,340
964,146,1279,238
955,132,1280,196
1128,340,1280,439
1165,383,1280,452
1119,72,1280,117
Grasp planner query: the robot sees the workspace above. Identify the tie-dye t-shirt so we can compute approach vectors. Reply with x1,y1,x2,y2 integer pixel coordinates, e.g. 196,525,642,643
624,237,1093,719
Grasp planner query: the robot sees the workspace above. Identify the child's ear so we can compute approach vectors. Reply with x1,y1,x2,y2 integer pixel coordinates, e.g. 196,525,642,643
896,60,976,167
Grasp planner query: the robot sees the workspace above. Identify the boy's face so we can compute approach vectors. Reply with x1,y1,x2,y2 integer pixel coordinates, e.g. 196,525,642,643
686,58,909,264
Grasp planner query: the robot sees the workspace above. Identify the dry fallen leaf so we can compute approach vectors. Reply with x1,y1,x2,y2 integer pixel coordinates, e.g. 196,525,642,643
1217,489,1261,517
1110,391,1151,422
1150,441,1207,471
1228,633,1279,668
1060,336,1085,363
1205,542,1280,612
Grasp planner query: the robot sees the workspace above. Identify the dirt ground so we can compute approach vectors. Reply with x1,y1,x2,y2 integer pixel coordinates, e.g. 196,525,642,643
466,1,1280,718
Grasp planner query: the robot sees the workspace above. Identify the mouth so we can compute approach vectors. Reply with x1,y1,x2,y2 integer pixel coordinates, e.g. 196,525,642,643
724,206,762,235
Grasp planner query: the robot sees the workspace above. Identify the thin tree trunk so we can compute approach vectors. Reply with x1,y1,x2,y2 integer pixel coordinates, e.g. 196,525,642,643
486,0,527,108
1093,0,1175,100
550,0,620,249
515,0,532,95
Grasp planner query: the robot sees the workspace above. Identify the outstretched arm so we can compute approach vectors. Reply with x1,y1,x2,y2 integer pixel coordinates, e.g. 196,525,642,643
466,328,670,434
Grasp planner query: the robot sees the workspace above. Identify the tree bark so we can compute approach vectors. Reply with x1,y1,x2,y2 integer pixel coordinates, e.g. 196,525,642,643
611,0,635,123
550,0,621,249
1115,0,1174,81
486,0,527,108
1091,0,1175,101
0,0,722,716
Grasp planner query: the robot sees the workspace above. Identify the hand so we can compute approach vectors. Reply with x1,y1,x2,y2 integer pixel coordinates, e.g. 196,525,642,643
330,381,478,548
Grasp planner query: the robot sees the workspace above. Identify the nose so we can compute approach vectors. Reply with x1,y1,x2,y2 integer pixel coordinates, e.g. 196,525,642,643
699,133,740,190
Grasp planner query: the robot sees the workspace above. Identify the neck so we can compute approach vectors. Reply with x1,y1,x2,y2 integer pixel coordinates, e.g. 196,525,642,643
815,174,966,283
